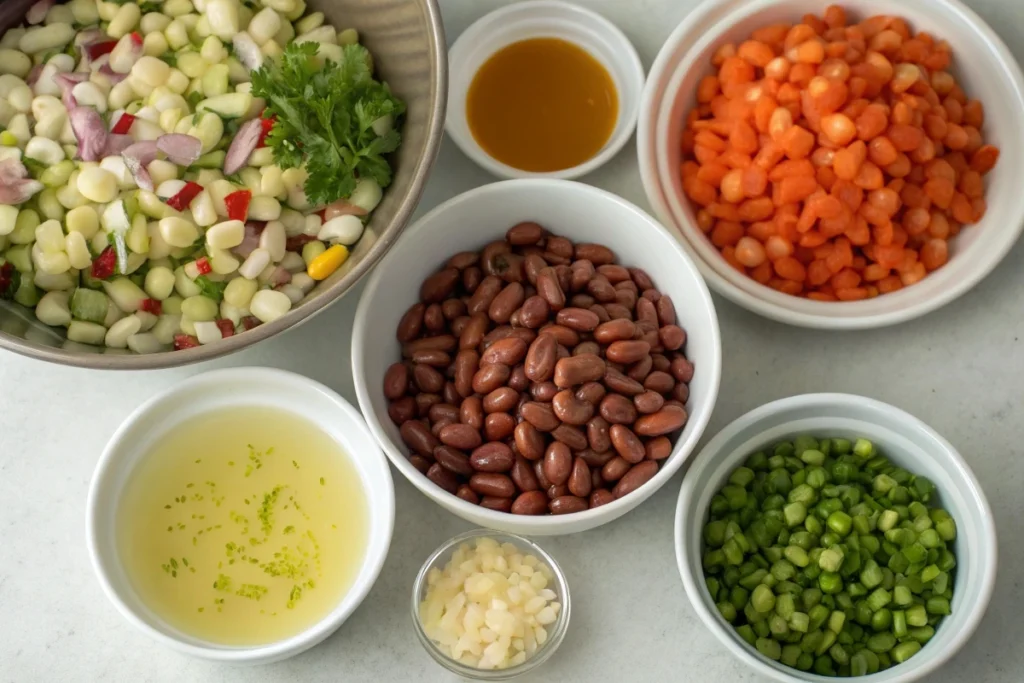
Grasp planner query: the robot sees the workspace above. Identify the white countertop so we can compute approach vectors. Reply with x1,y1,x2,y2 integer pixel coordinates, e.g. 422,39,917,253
2,1,1023,681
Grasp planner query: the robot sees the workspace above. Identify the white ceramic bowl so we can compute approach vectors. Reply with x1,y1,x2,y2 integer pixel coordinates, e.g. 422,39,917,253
352,179,721,535
446,0,645,180
638,0,1024,329
86,367,395,664
675,393,997,682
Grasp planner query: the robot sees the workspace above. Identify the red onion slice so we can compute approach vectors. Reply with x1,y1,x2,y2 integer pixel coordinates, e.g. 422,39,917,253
69,107,109,161
232,33,264,71
98,63,128,84
53,72,88,111
26,0,54,24
0,159,42,205
104,133,135,157
26,63,43,87
324,198,369,219
268,266,292,286
122,140,159,191
223,118,261,175
232,221,264,259
156,133,203,166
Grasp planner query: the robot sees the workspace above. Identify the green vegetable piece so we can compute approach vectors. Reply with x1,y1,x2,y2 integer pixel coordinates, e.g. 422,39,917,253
781,643,801,668
906,604,928,627
756,637,782,660
871,608,892,632
736,624,756,646
926,596,951,615
800,449,825,466
853,438,874,458
751,584,776,613
70,288,108,324
716,601,737,622
891,641,921,664
729,466,755,488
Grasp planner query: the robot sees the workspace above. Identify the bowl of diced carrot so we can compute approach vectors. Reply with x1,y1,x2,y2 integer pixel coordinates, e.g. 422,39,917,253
637,0,1024,329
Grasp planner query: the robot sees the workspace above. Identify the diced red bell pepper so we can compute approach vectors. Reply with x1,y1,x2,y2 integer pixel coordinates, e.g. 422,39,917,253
139,298,162,316
111,112,135,135
285,234,316,251
91,247,117,279
257,114,276,148
241,316,261,331
129,32,143,46
173,334,200,350
86,40,118,60
195,257,212,275
0,262,14,298
215,319,235,338
165,181,204,212
224,189,252,222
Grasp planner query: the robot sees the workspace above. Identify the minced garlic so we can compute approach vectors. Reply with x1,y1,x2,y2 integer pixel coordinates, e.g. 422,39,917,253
419,537,562,670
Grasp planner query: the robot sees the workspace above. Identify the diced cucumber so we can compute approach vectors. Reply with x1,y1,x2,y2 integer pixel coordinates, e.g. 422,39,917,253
192,150,226,169
5,244,33,273
39,160,74,189
13,277,39,307
70,287,109,324
66,320,107,345
196,92,252,119
102,277,148,313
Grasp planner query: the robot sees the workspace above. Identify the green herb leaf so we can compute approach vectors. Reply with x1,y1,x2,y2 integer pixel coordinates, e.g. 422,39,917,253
21,157,47,179
194,276,226,302
250,41,405,207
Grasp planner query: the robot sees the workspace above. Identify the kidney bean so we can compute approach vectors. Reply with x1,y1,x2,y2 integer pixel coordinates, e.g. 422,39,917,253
480,496,513,512
403,335,457,357
546,484,569,499
514,422,546,462
626,267,652,289
460,265,481,291
423,303,445,333
427,463,459,494
552,390,594,425
604,367,645,395
571,295,596,310
595,264,629,283
643,370,675,394
511,454,541,492
616,278,638,293
573,341,600,357
551,424,588,451
591,467,606,490
568,457,592,497
580,448,616,468
590,489,616,508
614,288,638,310
480,338,527,367
586,415,612,453
396,303,425,342
606,340,651,364
460,396,484,429
635,405,689,436
470,442,514,473
510,490,548,515
659,325,686,351
499,254,525,283
389,396,416,425
603,303,633,321
444,252,477,272
506,221,544,245
629,295,653,323
641,288,660,302
538,325,579,349
610,424,646,464
484,413,516,441
654,294,676,325
645,436,673,461
456,485,479,504
443,382,461,405
409,454,432,474
573,383,604,407
589,304,611,324
550,495,588,514
416,394,440,417
671,355,695,383
451,315,470,337
599,394,638,424
542,441,573,485
531,381,559,402
429,403,460,423
524,334,558,383
383,363,408,400
673,382,690,403
524,253,547,284
587,274,618,302
520,401,560,431
507,327,537,347
556,307,600,331
613,460,659,498
399,420,439,457
488,282,525,324
420,268,459,303
516,295,550,329
650,353,670,373
569,259,595,292
480,240,511,274
594,319,636,343
540,235,570,258
438,423,482,451
553,354,606,388
627,355,653,382
574,243,615,265
470,472,515,498
441,299,466,321
536,267,566,310
434,445,473,477
472,363,510,394
450,352,475,398
465,275,501,315
634,391,666,414
601,456,632,482
534,460,552,489
412,364,445,393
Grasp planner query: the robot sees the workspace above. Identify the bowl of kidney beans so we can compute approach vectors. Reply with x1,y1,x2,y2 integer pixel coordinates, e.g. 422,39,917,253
352,180,722,535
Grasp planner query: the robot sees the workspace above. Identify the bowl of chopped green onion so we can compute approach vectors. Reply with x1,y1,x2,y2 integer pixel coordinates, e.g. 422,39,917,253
675,393,996,682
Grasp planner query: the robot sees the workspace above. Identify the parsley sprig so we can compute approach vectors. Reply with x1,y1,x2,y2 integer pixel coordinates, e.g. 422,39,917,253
250,42,405,207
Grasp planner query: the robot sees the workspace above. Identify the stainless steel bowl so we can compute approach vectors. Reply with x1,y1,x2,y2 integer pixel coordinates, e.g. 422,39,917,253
0,0,446,369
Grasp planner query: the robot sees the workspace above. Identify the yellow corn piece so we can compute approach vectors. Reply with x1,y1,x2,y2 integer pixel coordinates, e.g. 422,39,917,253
307,244,349,280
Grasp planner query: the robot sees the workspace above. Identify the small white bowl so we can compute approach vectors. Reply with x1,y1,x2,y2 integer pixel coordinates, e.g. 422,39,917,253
675,393,997,682
352,179,721,536
446,0,645,180
638,0,1024,329
86,367,395,664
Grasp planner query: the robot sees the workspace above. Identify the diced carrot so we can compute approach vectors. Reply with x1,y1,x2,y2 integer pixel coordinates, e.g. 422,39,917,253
778,176,819,203
711,220,745,247
750,261,773,284
835,287,868,301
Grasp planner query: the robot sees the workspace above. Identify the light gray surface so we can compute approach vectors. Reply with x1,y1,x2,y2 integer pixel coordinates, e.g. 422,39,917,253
1,0,1022,681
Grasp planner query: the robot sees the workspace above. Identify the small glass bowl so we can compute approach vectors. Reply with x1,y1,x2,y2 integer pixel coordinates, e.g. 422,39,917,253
411,529,571,680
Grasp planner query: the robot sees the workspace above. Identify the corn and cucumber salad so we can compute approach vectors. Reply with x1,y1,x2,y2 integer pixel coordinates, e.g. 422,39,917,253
0,0,404,353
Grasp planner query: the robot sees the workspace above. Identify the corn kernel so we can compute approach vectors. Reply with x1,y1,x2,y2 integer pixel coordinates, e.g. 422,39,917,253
306,244,347,280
